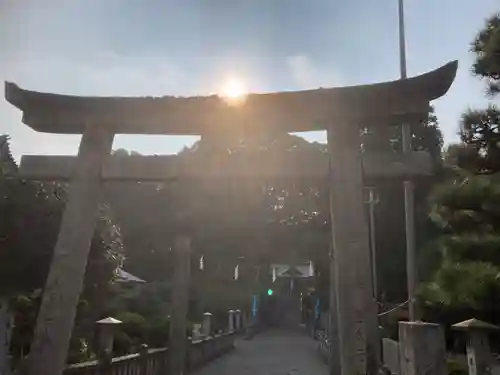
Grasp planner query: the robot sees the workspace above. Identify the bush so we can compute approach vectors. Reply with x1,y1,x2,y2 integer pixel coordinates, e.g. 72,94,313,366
114,330,134,355
446,357,468,375
114,311,146,352
144,315,170,347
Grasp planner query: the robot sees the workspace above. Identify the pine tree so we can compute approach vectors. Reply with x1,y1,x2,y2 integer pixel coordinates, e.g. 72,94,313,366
421,12,500,322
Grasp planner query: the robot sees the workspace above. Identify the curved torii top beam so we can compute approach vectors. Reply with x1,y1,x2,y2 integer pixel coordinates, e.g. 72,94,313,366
5,60,457,135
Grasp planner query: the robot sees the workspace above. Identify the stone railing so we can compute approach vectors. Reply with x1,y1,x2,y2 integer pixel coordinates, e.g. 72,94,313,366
64,346,167,375
186,332,235,372
64,332,235,375
64,309,243,375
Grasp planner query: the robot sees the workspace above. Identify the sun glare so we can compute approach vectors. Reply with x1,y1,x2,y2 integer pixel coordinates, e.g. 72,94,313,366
221,78,247,102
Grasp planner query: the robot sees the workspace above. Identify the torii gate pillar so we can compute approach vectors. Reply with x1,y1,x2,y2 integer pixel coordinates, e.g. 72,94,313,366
327,123,379,375
27,124,114,375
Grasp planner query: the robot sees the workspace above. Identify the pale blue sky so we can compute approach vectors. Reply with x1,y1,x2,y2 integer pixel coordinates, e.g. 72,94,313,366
1,0,499,159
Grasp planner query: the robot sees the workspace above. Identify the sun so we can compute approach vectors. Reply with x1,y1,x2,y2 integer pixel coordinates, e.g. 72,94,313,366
220,77,248,102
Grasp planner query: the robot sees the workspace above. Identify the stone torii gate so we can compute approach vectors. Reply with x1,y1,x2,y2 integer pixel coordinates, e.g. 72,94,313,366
4,59,457,375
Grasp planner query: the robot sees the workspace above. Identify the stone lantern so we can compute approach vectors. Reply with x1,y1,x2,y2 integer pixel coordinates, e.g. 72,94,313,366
95,317,122,363
228,310,235,332
235,309,242,331
452,318,499,375
202,312,213,337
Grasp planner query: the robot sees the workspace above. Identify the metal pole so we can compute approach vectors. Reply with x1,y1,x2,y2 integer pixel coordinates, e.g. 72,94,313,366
398,0,418,321
365,186,382,366
367,188,378,301
398,0,407,80
403,178,417,321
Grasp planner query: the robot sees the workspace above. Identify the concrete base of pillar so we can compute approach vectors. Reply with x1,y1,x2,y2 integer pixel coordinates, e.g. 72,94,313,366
398,321,446,375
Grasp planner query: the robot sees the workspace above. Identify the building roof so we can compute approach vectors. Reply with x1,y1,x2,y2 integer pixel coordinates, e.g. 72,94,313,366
96,317,122,325
4,61,457,135
115,268,146,284
271,264,313,278
452,318,499,331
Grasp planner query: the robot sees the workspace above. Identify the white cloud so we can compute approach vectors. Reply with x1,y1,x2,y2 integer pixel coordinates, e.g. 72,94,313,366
286,54,343,89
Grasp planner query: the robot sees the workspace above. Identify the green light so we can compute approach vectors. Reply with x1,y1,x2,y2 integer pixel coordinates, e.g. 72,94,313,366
267,289,273,296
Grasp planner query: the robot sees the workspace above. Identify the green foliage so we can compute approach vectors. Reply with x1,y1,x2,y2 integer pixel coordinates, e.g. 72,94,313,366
460,106,500,174
421,12,500,322
446,357,468,375
107,282,171,319
439,234,500,263
430,174,500,233
421,261,500,309
471,13,500,96
422,171,500,315
67,337,93,364
362,106,443,162
442,144,477,171
115,311,147,339
458,13,500,175
104,282,174,351
414,108,444,161
0,175,124,297
143,315,170,348
0,134,124,363
0,135,16,177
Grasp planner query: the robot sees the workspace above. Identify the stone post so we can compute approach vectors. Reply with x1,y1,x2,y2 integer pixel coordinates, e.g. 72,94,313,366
452,318,499,375
202,312,213,337
27,124,114,375
242,311,247,331
139,344,149,374
169,236,191,375
398,321,446,375
327,124,378,375
95,317,122,373
235,310,242,332
328,244,340,374
192,323,202,341
314,297,320,338
228,310,235,332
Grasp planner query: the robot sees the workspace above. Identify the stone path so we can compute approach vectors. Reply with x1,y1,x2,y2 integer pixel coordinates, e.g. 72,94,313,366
193,329,328,375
